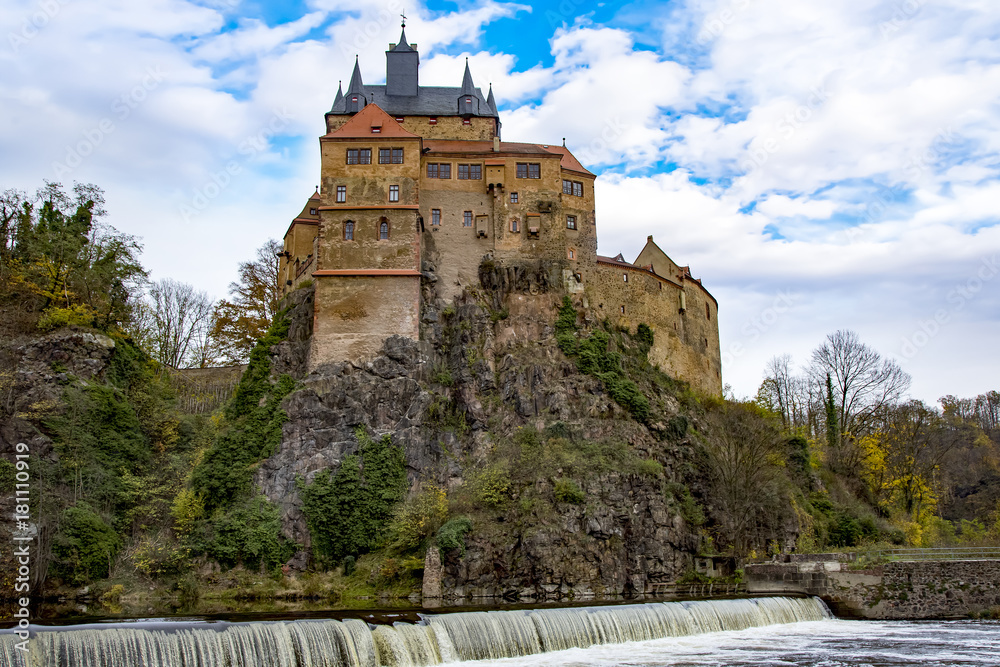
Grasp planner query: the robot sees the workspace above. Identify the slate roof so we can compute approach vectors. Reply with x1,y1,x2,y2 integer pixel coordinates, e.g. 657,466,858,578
328,84,496,118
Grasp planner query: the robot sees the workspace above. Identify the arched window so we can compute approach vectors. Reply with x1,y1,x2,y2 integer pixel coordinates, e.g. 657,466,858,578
510,218,519,233
379,219,389,240
343,220,354,240
567,247,576,260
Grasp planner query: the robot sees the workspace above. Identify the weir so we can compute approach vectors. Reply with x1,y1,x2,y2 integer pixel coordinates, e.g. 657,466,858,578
1,596,830,667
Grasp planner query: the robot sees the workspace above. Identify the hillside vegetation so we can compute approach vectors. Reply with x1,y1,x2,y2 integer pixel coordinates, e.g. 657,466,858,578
1,183,998,611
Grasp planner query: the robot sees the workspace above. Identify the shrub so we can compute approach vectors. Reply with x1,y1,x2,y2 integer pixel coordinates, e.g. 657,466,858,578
554,478,586,504
635,323,654,350
666,415,689,440
51,502,121,584
555,296,578,354
205,495,295,570
37,304,96,331
389,484,449,553
343,555,356,576
299,428,407,565
667,482,706,526
171,488,205,536
471,464,511,507
436,517,472,555
633,458,664,478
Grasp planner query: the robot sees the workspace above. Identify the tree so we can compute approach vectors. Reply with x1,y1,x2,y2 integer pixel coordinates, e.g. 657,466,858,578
825,373,839,452
1,182,146,332
759,354,810,429
210,239,281,364
146,278,215,368
700,402,788,556
809,330,910,472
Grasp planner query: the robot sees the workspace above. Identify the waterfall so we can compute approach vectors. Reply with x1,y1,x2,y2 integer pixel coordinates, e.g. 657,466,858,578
6,596,831,666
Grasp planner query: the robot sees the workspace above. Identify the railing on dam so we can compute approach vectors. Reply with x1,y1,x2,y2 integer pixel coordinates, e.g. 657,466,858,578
855,547,1000,562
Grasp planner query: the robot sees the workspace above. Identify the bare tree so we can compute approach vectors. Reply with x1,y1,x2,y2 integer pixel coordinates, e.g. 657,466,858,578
700,402,788,556
809,330,910,471
760,354,812,429
146,278,214,368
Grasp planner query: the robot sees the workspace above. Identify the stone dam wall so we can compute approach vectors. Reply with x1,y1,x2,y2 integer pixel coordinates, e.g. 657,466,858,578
746,556,1000,619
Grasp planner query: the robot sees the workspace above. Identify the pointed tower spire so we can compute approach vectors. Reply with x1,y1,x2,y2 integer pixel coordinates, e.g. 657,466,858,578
393,25,413,52
460,58,476,96
346,57,366,113
347,56,364,94
486,83,498,116
458,58,479,115
330,80,344,112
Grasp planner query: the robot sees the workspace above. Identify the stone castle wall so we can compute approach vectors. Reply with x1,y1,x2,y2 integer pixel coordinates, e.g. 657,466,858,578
585,263,722,395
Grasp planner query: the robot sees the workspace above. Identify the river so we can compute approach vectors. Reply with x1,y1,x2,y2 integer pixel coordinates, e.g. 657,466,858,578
447,618,1000,666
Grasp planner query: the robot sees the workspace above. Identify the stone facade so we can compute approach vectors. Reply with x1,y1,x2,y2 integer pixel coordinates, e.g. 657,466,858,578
278,30,722,394
746,556,1000,619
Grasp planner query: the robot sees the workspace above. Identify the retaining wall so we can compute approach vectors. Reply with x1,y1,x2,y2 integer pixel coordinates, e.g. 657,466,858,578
746,557,1000,619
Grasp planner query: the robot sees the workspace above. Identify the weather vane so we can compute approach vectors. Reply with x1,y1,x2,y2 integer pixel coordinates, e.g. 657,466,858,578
401,13,406,28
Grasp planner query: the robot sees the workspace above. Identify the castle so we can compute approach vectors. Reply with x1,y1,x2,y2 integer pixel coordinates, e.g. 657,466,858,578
278,27,722,395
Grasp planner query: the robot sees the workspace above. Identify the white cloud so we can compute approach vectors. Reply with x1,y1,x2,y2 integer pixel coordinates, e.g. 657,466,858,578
2,0,998,403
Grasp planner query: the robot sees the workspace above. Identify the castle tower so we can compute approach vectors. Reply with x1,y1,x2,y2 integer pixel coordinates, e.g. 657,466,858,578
386,26,419,97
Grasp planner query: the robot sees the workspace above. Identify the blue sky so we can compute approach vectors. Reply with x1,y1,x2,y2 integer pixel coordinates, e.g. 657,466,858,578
1,0,998,403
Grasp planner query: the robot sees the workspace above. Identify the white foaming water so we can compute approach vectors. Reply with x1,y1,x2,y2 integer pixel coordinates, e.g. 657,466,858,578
444,618,1000,667
0,597,840,666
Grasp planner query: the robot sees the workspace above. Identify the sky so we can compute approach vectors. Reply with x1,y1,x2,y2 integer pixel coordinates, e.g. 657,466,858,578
2,0,998,404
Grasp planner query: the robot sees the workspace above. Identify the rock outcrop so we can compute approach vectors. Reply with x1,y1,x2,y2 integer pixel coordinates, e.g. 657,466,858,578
258,271,709,601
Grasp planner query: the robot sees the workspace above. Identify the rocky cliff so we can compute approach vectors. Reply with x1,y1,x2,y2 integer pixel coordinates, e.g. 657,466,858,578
256,261,716,601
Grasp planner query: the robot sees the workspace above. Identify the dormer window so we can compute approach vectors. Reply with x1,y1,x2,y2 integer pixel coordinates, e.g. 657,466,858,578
395,117,404,123
429,117,438,125
309,208,317,215
462,118,471,125
371,126,381,133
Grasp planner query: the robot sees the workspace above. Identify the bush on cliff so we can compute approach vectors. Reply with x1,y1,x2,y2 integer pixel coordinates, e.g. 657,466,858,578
553,297,651,422
298,427,407,566
191,311,294,512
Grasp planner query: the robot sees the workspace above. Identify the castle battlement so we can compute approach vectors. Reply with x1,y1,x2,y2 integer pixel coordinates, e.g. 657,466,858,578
278,27,722,394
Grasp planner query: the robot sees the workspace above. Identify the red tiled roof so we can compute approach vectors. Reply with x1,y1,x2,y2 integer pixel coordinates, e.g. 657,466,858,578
325,104,420,139
542,145,594,176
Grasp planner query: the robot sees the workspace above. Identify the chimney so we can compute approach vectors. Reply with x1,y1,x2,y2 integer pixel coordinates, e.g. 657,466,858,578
493,136,500,152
